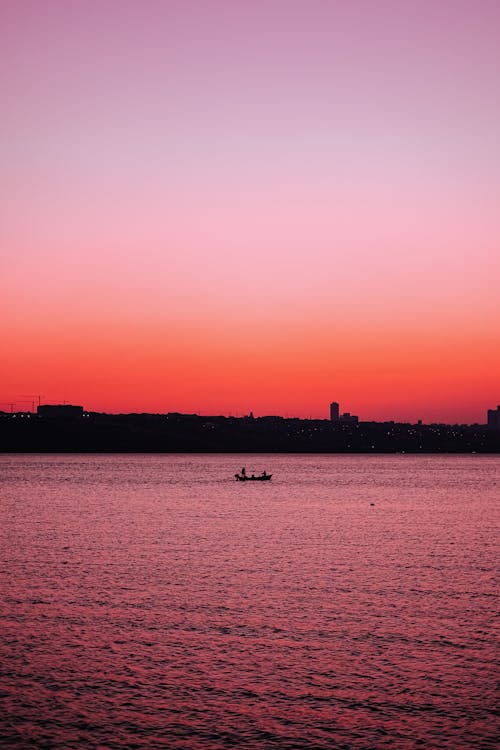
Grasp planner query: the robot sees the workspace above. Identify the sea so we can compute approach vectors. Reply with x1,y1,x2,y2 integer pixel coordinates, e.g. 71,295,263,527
0,454,498,749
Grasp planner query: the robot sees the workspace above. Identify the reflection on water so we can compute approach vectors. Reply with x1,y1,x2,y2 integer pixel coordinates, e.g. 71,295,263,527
0,454,498,748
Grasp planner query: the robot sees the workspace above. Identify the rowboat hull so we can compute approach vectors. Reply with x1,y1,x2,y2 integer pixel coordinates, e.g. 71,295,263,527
234,474,272,481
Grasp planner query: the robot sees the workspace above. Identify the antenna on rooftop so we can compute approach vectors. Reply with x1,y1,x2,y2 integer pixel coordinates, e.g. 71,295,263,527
0,402,16,412
21,394,45,410
16,400,35,412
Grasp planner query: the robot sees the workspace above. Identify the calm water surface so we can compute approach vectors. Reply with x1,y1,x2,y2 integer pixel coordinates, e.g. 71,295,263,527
0,454,498,749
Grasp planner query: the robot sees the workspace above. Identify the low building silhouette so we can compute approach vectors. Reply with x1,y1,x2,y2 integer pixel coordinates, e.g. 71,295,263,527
37,404,84,419
340,411,359,425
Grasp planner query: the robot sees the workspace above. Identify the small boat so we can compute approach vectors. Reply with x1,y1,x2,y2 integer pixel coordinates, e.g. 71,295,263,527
234,472,272,481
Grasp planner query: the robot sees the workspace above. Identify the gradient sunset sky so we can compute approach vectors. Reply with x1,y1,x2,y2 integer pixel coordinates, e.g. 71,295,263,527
2,0,499,422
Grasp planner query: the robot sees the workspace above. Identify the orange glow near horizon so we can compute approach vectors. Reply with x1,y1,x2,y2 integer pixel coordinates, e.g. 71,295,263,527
3,315,498,422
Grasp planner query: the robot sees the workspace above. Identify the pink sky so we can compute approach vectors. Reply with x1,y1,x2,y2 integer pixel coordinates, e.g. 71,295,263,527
1,0,499,422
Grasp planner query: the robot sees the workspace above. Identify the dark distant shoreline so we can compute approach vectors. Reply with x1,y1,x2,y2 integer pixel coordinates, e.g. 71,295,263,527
1,412,499,453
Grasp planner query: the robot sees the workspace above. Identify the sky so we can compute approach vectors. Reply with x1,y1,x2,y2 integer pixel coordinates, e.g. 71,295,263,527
1,0,499,422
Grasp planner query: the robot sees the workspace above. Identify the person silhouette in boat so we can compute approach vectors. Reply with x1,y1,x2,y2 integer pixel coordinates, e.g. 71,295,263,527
241,467,246,477
261,470,267,477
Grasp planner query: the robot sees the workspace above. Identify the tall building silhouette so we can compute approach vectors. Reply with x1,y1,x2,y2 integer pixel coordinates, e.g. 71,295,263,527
330,402,340,422
487,406,500,430
331,401,359,424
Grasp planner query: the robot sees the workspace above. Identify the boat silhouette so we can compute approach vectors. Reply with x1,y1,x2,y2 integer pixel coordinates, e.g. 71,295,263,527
234,471,272,481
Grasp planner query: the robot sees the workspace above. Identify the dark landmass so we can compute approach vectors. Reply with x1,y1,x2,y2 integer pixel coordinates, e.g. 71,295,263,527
1,412,499,453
